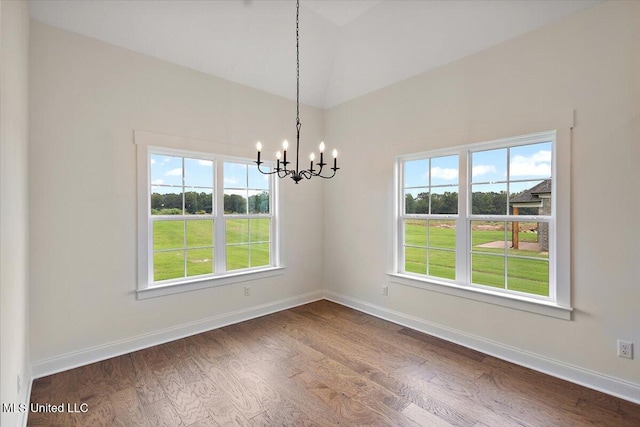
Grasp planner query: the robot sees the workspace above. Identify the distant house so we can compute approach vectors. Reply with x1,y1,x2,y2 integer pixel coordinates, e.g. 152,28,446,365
510,179,551,252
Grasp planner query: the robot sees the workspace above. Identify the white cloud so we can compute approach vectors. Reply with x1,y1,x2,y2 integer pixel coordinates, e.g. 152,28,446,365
198,160,213,167
224,177,238,185
510,150,551,177
472,164,497,177
165,168,182,176
150,159,156,165
151,179,164,185
431,167,458,180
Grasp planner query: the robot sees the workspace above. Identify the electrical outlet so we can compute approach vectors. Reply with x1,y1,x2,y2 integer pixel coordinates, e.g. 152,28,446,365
382,285,389,296
244,286,251,297
618,340,633,359
17,374,21,394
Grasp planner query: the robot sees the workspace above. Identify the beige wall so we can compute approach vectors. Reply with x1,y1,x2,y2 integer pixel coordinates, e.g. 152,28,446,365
29,22,325,366
324,0,639,388
1,0,30,425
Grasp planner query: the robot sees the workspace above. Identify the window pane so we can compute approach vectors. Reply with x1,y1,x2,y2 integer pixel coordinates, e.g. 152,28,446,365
509,142,552,181
187,248,214,276
471,221,506,254
405,189,429,214
224,190,247,214
506,221,549,258
430,155,459,186
404,220,427,247
185,189,213,215
224,162,247,188
250,243,270,267
250,219,270,243
405,247,427,274
507,257,549,296
184,158,213,188
154,251,184,281
404,159,428,188
186,220,213,248
151,155,182,186
429,220,456,249
151,186,183,215
471,148,506,184
153,220,184,250
248,190,270,214
471,183,507,215
430,187,458,214
227,245,249,271
248,165,269,190
226,219,249,244
471,253,505,289
428,249,455,280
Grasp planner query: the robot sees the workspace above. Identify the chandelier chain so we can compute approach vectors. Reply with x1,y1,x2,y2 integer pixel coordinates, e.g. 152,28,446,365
295,0,301,169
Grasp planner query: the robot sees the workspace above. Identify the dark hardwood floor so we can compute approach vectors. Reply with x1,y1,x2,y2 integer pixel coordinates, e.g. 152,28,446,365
28,300,640,426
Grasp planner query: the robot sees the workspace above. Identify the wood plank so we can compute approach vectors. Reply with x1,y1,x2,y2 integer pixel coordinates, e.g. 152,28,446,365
189,374,251,426
109,386,150,427
402,402,456,427
130,350,166,405
143,398,184,427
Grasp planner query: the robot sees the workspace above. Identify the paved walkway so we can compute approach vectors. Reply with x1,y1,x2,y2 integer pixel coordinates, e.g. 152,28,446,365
476,240,540,251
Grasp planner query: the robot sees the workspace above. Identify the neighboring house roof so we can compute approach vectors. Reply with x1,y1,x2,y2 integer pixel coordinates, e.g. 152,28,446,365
510,179,551,205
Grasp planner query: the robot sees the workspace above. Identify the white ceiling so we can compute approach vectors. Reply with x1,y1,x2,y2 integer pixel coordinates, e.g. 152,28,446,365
29,0,599,109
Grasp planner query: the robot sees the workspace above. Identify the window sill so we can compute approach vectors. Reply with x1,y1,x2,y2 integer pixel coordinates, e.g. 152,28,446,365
387,273,572,320
137,267,285,300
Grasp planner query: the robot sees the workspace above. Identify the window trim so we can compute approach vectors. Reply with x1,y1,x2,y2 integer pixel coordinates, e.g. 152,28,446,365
136,143,281,299
394,130,572,319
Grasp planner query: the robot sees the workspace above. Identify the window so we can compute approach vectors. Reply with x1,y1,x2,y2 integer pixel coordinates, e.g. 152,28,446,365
137,145,279,297
396,131,566,315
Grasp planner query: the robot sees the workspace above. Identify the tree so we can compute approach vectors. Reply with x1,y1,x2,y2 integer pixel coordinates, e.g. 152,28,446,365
249,192,269,214
224,194,247,214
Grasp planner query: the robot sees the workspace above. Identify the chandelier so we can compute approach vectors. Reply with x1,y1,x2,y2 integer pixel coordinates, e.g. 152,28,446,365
255,0,339,184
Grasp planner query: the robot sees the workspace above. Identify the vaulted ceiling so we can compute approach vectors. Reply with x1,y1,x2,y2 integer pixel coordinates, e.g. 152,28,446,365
29,0,599,109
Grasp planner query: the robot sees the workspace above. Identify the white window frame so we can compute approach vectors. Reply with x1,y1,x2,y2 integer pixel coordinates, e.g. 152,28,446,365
136,144,282,300
391,130,572,319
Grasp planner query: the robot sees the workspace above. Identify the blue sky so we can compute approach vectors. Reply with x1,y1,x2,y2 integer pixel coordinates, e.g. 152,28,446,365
404,142,552,194
150,154,269,195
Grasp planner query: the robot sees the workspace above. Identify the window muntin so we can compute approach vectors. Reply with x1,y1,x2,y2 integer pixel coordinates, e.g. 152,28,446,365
145,151,275,287
398,133,556,302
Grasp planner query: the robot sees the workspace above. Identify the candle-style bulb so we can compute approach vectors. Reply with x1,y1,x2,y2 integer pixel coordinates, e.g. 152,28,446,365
310,153,315,161
256,141,262,151
319,141,325,152
276,151,282,159
332,149,338,158
282,140,289,150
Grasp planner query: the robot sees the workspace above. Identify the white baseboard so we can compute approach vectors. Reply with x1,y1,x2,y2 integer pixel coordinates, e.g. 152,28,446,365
19,364,32,427
31,291,323,379
325,290,640,405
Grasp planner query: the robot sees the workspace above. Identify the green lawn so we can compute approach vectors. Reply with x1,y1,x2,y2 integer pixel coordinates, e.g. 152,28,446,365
404,220,549,296
152,218,270,281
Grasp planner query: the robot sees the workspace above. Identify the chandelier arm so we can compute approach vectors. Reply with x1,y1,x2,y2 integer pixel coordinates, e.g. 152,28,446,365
315,168,340,179
255,162,281,175
278,168,295,179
